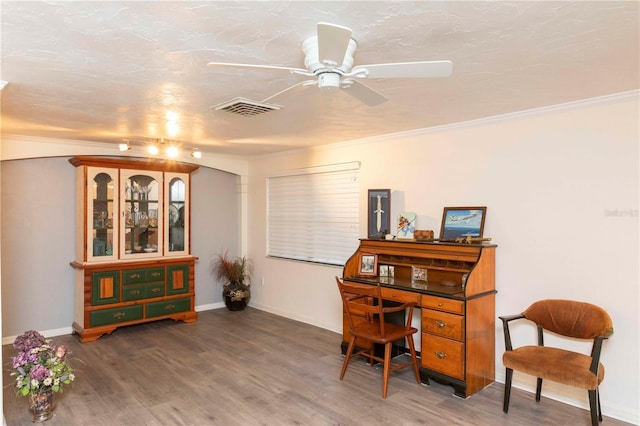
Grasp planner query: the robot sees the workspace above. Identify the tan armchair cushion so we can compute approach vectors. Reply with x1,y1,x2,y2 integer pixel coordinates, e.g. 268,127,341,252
524,299,614,339
503,345,605,390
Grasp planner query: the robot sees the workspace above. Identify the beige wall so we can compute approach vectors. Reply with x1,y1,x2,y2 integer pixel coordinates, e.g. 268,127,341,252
245,93,639,423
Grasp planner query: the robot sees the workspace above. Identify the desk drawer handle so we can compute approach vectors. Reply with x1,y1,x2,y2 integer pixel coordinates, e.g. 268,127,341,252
435,351,447,359
112,312,126,320
437,303,443,307
129,273,141,279
435,320,447,328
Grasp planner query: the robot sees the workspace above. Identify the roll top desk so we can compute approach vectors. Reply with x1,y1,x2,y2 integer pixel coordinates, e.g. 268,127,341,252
341,238,497,398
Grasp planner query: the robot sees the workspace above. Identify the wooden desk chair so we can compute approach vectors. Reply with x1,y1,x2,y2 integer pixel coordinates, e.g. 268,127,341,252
500,299,614,426
336,276,421,398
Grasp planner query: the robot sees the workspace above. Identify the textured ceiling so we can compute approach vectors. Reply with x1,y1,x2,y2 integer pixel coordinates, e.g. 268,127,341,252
1,1,638,157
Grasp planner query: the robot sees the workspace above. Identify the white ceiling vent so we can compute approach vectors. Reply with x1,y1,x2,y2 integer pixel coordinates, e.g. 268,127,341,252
212,97,281,117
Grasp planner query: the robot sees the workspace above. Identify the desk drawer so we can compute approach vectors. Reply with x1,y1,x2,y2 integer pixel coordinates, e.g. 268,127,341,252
422,309,464,341
381,288,420,304
421,294,464,314
421,333,464,380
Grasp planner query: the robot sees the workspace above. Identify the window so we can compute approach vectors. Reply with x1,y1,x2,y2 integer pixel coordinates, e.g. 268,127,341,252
267,162,360,266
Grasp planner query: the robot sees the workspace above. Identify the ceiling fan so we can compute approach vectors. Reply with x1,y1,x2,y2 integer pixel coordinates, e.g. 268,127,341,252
207,22,453,107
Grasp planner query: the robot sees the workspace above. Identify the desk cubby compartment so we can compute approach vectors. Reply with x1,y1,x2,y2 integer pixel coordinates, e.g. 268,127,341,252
90,305,143,327
342,238,496,398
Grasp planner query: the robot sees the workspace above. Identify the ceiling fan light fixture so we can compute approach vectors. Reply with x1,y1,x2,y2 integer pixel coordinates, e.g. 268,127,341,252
191,148,202,159
147,143,159,155
317,72,341,90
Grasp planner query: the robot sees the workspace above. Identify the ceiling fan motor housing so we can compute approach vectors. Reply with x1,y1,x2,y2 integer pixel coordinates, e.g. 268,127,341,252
317,72,341,89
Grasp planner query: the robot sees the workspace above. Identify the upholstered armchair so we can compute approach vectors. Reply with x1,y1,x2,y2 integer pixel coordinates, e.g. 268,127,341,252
500,299,613,426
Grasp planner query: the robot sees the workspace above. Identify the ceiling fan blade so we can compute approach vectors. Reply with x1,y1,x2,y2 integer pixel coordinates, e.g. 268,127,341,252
341,79,387,107
317,22,353,67
352,60,453,79
261,80,315,102
207,62,309,75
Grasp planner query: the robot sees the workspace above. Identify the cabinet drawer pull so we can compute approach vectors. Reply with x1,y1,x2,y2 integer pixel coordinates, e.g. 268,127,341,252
151,288,161,293
151,272,161,278
113,312,126,320
129,273,141,279
129,290,140,296
435,351,447,359
435,320,447,328
437,302,443,307
164,304,176,311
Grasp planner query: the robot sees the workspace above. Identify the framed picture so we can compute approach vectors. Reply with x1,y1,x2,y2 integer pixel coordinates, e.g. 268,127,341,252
388,266,395,277
368,189,391,238
359,253,378,276
379,264,389,277
412,266,428,283
440,207,487,240
397,212,416,240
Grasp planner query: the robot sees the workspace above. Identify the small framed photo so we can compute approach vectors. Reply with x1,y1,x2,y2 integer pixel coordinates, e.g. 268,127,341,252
359,253,378,276
388,266,395,277
368,189,391,239
440,207,487,240
379,264,389,277
412,266,428,283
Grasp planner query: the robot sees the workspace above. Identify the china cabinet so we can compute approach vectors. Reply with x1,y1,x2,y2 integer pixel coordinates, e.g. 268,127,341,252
69,156,199,342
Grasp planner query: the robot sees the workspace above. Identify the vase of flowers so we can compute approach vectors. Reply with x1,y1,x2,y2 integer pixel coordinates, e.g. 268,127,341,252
210,251,252,311
10,330,75,423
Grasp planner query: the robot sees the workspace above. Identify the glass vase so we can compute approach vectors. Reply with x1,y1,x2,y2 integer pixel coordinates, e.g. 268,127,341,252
28,388,56,423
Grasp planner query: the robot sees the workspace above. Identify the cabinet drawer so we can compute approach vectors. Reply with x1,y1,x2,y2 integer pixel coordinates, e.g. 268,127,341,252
122,283,165,301
146,297,191,318
422,309,464,341
90,305,143,327
381,288,420,304
123,267,165,284
421,294,464,314
421,333,464,380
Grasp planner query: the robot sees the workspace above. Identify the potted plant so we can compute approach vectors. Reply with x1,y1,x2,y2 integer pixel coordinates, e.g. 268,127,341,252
10,330,75,423
210,251,253,311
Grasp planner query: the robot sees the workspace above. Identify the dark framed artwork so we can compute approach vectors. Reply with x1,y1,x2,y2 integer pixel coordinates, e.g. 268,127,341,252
359,253,378,276
368,189,390,238
439,207,487,240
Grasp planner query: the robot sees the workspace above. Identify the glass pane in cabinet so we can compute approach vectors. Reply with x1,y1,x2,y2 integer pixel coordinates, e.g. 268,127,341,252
168,178,185,252
91,173,115,257
124,174,159,254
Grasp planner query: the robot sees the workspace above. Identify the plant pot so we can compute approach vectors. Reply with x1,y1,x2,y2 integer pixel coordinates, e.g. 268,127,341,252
223,282,250,311
28,387,56,423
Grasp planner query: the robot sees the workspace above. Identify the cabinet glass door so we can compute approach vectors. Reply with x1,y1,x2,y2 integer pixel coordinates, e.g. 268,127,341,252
164,172,189,256
120,170,163,258
87,167,118,262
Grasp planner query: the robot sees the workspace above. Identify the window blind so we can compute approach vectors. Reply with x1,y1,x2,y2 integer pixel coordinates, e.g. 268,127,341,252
267,163,360,266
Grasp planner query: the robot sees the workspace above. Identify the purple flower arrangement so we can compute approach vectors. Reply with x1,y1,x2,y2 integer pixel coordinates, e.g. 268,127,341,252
10,330,75,396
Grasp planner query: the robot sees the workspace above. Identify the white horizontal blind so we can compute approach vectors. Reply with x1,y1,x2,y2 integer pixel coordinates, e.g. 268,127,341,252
267,163,359,266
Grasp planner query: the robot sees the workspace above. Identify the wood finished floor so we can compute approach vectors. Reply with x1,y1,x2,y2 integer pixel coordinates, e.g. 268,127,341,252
2,308,631,426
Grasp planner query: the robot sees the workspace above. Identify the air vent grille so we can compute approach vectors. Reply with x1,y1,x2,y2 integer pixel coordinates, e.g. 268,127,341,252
212,97,281,117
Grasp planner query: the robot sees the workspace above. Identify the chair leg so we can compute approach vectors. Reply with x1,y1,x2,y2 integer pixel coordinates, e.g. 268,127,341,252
406,335,422,384
503,368,513,413
382,342,392,399
588,389,599,426
535,377,543,402
597,388,603,422
340,336,356,380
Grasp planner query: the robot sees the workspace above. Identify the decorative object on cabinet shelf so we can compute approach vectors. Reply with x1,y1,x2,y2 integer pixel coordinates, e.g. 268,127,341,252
414,229,434,241
440,206,486,240
367,189,391,239
358,253,378,276
211,251,253,311
397,212,416,239
411,266,428,283
10,330,76,423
